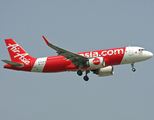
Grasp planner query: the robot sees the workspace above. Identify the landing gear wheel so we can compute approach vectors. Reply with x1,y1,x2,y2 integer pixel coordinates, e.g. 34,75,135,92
77,70,82,76
83,76,89,81
132,68,136,72
131,63,136,72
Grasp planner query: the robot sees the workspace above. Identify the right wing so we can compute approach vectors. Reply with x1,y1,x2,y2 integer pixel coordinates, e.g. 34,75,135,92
42,36,88,67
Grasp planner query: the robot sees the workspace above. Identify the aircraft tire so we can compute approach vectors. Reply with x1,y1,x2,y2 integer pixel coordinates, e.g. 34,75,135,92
132,68,136,72
83,76,89,81
77,70,82,76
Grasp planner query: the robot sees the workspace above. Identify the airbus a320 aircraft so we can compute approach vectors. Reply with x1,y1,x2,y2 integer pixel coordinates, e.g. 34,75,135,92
2,36,153,81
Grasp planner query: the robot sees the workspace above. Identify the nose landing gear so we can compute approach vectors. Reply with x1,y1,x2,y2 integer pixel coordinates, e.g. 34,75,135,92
131,63,136,72
132,68,136,72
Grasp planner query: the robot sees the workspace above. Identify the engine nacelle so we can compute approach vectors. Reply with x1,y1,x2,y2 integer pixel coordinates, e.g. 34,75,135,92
86,57,105,69
93,66,114,77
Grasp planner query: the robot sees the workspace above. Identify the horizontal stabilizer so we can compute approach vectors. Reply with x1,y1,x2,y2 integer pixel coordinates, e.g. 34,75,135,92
2,60,23,67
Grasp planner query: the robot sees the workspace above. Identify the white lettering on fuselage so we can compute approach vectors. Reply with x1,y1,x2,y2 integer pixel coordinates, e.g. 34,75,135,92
79,49,124,57
7,43,30,65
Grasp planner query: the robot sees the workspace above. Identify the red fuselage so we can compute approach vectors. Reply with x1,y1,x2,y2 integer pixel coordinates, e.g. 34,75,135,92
4,47,126,72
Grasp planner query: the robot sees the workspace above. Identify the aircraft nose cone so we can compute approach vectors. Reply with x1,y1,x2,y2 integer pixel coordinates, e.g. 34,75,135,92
149,52,153,58
146,51,153,59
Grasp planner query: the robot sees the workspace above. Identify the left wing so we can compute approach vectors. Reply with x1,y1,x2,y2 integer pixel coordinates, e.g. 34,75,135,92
42,36,88,66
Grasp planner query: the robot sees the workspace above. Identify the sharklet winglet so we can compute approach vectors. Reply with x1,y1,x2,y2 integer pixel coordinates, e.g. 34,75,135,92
42,36,50,45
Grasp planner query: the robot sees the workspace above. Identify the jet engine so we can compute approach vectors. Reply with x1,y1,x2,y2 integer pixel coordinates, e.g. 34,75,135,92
86,57,105,69
92,66,114,77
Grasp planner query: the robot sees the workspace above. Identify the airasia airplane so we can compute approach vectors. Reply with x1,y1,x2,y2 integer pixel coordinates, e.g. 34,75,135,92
2,36,153,81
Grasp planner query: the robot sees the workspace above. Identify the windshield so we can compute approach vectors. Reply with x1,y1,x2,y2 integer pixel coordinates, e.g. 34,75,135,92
139,49,146,51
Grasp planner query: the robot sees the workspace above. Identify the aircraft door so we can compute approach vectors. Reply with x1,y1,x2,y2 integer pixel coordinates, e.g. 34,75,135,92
128,47,134,56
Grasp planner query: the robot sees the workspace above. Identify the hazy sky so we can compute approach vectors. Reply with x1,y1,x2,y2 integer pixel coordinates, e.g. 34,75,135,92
0,1,154,120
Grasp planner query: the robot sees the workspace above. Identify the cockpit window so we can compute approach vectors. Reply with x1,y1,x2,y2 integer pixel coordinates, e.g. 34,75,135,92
139,49,145,51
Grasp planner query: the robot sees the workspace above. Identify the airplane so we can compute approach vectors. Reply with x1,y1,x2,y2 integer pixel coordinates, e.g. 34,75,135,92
2,36,153,81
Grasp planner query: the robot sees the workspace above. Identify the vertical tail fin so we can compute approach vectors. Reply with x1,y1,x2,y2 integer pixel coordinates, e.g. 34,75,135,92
5,39,33,65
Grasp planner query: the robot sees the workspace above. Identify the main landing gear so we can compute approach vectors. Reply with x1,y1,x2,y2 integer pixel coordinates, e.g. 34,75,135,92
77,63,83,76
131,63,136,72
77,70,90,81
77,63,90,81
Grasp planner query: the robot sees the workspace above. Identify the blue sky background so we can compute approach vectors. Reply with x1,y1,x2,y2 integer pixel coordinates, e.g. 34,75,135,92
0,1,154,120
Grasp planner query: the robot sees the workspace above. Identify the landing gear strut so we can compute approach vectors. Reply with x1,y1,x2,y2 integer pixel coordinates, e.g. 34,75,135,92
131,63,136,72
77,63,83,76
